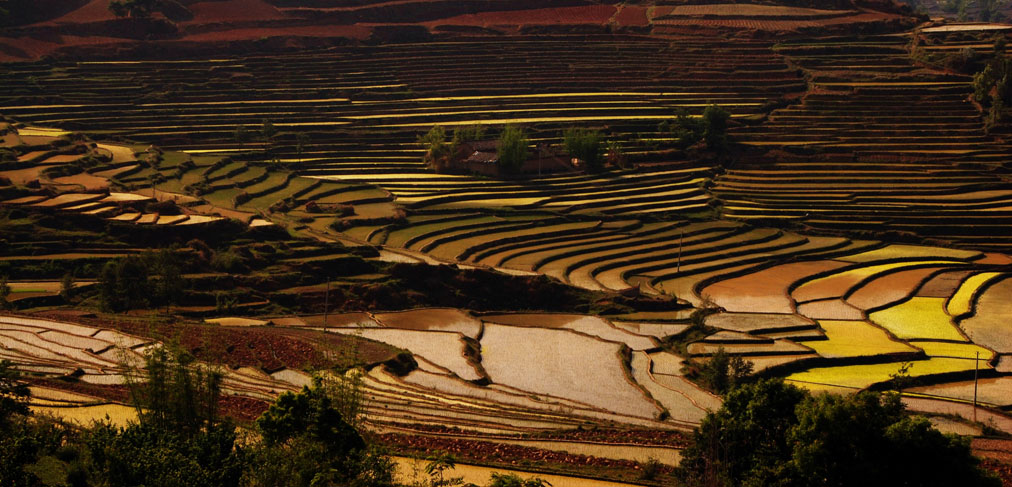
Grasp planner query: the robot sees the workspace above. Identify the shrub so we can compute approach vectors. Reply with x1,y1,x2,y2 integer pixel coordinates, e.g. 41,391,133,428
563,127,604,171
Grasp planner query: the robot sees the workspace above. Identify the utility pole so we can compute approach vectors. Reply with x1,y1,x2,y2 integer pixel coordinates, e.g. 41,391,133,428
677,230,683,273
323,279,330,329
973,351,979,423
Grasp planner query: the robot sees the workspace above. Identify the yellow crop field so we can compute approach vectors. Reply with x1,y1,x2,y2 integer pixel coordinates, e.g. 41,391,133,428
909,341,994,360
804,320,916,358
868,297,967,341
32,404,138,427
946,272,1005,316
787,357,980,390
839,245,981,263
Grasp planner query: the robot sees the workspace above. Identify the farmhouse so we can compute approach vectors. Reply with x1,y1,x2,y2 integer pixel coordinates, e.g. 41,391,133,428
454,140,576,177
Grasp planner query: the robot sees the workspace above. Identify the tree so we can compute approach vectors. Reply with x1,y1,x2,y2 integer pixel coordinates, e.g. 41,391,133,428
420,125,451,171
563,127,604,171
252,378,393,487
148,249,184,312
261,119,279,161
126,345,223,437
660,107,704,149
234,124,251,148
606,140,627,168
86,345,243,487
702,104,731,152
423,452,464,487
295,132,311,163
256,378,365,456
60,272,75,301
678,379,1000,487
451,124,486,149
0,361,40,487
108,0,160,18
99,256,150,311
698,347,753,394
0,360,30,431
0,274,10,310
497,125,528,173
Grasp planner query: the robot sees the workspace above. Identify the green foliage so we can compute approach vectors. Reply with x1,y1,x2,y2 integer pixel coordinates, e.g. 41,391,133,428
99,255,150,311
256,378,365,456
234,124,251,147
261,119,278,142
972,53,1011,130
660,108,704,149
678,379,1000,487
496,125,529,173
252,378,393,487
451,124,486,148
563,127,604,171
419,125,451,171
0,360,30,430
702,105,731,151
660,105,731,152
60,272,75,301
698,347,753,394
606,139,627,168
0,421,39,487
423,452,464,487
296,132,311,162
0,274,10,310
84,344,243,487
127,345,223,437
486,472,549,487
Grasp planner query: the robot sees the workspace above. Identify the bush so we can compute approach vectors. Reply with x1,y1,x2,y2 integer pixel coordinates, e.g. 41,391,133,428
563,127,604,171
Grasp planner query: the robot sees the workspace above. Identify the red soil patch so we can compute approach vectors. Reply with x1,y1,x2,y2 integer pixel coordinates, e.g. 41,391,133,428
428,5,616,27
0,34,126,62
653,11,904,31
33,0,114,25
701,260,849,314
981,459,1012,487
976,439,1012,486
218,394,270,423
613,5,649,27
379,433,675,473
846,267,943,310
184,0,288,24
182,24,371,42
29,377,131,404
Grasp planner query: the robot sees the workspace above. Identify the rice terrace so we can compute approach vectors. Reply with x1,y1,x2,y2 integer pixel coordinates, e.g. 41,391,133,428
1,0,1012,486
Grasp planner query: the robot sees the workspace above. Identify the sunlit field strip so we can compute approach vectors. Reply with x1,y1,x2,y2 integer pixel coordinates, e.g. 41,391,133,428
868,297,967,342
946,272,1006,316
372,114,751,128
786,357,984,390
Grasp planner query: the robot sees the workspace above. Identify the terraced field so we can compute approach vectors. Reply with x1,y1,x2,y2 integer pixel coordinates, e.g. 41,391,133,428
2,12,1012,457
719,33,1012,249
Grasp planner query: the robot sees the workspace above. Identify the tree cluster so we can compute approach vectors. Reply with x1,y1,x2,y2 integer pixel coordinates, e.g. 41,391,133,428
496,125,528,173
0,347,393,487
679,379,999,487
659,105,731,152
972,39,1011,130
98,249,184,312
